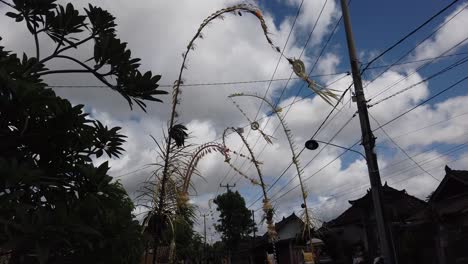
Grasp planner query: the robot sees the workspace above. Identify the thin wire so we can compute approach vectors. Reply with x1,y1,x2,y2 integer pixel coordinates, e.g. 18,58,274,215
372,73,468,129
321,149,468,204
47,73,348,88
391,111,468,139
112,165,153,179
232,2,348,185
232,73,350,186
265,74,468,206
218,0,307,191
368,35,468,103
365,52,468,70
45,52,468,89
309,129,468,198
362,3,468,89
248,112,357,208
361,0,461,73
225,0,333,185
252,0,305,121
114,81,350,181
368,54,468,107
245,82,352,206
316,142,468,202
269,139,361,205
369,113,440,182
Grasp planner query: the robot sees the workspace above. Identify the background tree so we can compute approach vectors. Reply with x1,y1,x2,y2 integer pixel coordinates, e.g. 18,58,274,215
213,190,256,250
0,0,166,263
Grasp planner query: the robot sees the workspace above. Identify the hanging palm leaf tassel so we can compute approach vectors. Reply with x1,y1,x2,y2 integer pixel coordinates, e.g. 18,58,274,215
287,58,340,106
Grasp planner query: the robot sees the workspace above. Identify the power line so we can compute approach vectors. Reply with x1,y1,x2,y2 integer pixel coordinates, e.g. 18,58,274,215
216,0,307,193
233,74,350,188
371,73,468,128
47,72,349,88
245,82,353,206
368,53,468,107
361,0,461,73
267,136,468,214
233,1,349,186
369,113,441,182
267,3,468,199
113,80,349,181
368,35,468,103
365,52,468,70
264,73,468,206
362,3,468,89
248,111,357,208
45,51,468,90
391,111,468,139
316,139,468,205
224,0,333,186
113,165,153,179
320,149,468,205
309,130,468,199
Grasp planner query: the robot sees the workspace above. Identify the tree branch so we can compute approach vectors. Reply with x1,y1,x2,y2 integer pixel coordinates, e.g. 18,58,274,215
52,55,115,88
24,15,40,59
38,34,96,67
53,36,65,55
56,34,96,56
33,21,40,59
38,69,91,75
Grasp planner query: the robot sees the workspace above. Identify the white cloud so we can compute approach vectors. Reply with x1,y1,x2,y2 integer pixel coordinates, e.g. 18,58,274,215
413,4,468,61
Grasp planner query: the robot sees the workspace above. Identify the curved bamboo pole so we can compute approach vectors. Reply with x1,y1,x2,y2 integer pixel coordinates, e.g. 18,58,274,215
222,127,277,241
229,93,314,241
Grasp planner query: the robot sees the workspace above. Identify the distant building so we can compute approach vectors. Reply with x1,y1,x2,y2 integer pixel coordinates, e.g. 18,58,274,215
319,183,427,263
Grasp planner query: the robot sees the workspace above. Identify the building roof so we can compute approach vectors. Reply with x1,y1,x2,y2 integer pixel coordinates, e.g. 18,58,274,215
429,166,468,203
260,212,304,239
325,183,426,227
410,166,468,220
275,212,303,231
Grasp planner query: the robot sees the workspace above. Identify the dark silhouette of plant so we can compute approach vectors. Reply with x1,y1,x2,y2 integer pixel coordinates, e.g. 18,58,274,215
213,190,256,251
0,0,166,263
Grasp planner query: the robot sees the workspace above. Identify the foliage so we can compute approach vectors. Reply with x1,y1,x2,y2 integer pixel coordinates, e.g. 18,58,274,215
0,0,166,263
213,190,256,249
2,0,166,111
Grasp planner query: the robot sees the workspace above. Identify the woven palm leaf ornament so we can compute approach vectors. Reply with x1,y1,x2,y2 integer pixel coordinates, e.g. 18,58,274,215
222,127,278,242
228,96,274,145
287,58,340,105
181,142,260,197
229,93,315,241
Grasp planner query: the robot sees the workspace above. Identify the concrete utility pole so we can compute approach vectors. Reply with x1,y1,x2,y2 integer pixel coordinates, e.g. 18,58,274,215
339,0,396,263
219,183,236,192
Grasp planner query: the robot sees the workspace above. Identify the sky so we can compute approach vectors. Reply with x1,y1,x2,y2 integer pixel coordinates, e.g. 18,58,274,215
1,0,468,242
